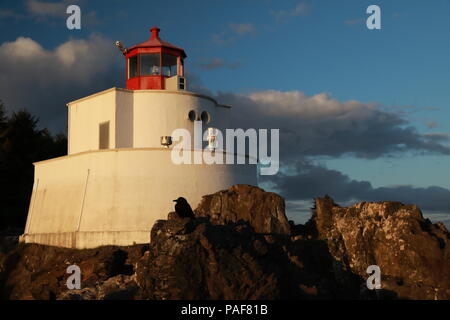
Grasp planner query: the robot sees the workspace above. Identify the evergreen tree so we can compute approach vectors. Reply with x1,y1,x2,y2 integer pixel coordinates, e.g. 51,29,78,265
0,102,67,230
0,100,7,132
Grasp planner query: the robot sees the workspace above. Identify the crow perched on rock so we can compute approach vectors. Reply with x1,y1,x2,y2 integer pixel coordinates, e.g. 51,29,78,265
173,197,195,219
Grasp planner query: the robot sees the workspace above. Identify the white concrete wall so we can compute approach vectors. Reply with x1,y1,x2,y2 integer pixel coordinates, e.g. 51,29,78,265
115,90,134,148
23,148,256,248
132,90,224,149
68,89,117,154
67,88,231,154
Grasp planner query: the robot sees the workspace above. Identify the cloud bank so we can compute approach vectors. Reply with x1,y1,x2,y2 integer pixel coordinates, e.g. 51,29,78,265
26,0,70,18
0,34,121,131
215,90,450,215
267,159,450,213
217,91,450,159
271,2,311,22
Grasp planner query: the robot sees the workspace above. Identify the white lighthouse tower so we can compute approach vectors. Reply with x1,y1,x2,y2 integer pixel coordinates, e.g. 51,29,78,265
21,27,257,249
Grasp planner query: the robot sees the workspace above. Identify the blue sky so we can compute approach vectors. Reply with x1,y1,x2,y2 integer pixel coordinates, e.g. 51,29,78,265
1,0,449,224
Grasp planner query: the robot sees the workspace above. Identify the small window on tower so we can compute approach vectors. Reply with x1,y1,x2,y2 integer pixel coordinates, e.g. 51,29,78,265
201,111,211,124
179,77,185,90
128,55,138,79
140,53,160,76
99,121,110,150
188,110,198,121
162,54,178,77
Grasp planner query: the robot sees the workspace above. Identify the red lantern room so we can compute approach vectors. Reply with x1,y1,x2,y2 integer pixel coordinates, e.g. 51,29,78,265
120,27,187,91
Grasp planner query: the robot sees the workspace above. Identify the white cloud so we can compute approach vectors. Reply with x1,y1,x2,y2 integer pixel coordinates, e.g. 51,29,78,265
229,23,256,35
0,34,121,131
26,0,69,18
211,33,235,46
216,90,450,159
196,58,242,71
0,37,47,59
24,0,99,26
211,22,257,46
344,18,364,27
271,2,311,22
291,3,311,16
0,34,116,83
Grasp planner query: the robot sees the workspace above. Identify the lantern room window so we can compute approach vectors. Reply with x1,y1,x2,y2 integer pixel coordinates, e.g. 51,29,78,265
123,26,187,89
128,55,138,79
140,53,160,76
162,54,178,77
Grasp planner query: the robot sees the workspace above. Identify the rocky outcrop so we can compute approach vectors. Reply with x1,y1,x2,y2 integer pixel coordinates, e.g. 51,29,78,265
0,219,347,300
311,196,450,299
1,186,449,300
195,184,291,235
58,274,140,300
137,216,345,299
0,244,148,300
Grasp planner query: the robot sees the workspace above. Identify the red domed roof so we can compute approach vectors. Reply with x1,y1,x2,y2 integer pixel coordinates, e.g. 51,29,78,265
128,26,186,58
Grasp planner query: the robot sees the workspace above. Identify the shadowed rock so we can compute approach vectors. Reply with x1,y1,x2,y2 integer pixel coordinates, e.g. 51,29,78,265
139,217,344,299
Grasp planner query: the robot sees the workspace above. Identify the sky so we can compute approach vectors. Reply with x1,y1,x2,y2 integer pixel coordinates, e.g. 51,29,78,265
1,0,449,225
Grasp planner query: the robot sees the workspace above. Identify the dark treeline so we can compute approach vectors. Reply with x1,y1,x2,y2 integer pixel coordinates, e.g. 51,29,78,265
0,100,67,231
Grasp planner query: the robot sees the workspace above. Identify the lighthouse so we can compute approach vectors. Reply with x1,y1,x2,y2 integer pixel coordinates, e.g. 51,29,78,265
21,28,257,249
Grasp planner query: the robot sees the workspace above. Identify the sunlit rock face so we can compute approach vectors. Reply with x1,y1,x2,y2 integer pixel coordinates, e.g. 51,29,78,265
194,184,291,235
312,196,450,300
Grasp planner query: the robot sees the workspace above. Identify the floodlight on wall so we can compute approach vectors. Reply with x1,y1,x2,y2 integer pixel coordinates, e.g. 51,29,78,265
206,127,218,150
160,136,173,148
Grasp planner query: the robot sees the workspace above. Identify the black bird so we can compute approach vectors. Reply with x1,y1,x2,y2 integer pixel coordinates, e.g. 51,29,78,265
173,197,195,219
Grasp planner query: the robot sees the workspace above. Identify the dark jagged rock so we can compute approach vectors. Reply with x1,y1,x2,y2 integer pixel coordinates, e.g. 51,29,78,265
58,274,140,300
0,244,148,300
194,184,291,235
139,217,345,299
1,185,449,300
